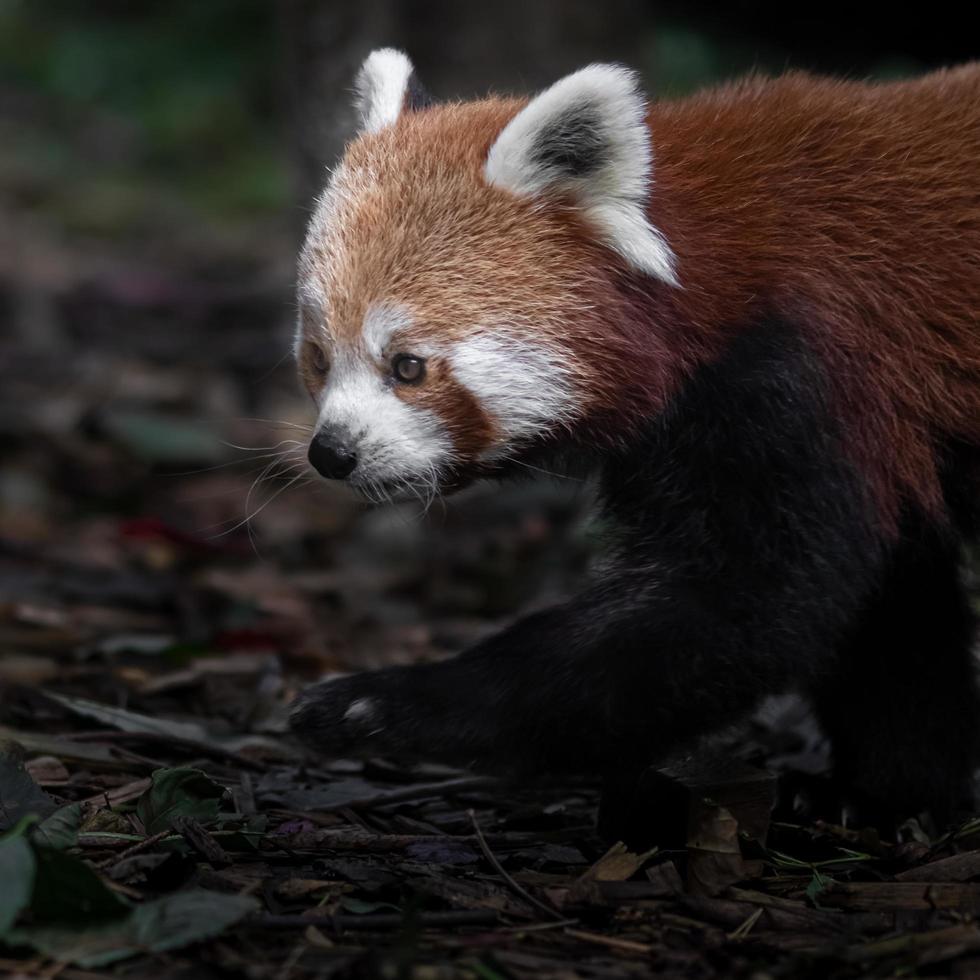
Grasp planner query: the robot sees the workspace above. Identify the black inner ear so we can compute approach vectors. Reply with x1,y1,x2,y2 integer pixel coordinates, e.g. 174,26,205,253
532,103,606,178
404,71,435,113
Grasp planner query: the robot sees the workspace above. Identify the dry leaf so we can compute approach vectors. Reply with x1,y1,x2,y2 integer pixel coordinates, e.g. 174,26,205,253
686,803,745,897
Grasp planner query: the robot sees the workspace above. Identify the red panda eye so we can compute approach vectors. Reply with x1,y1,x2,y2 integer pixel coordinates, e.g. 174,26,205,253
309,344,329,375
393,354,426,384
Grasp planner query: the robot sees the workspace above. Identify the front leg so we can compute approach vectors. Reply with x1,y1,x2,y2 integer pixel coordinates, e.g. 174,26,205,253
290,600,613,773
290,575,805,775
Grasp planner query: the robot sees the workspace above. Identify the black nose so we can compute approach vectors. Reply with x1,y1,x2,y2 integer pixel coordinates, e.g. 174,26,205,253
308,428,357,480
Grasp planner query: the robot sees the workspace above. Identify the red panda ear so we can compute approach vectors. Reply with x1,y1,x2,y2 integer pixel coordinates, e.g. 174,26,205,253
353,48,432,134
484,65,677,286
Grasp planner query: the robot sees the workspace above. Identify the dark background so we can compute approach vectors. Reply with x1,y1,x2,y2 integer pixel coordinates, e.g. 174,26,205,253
2,6,980,976
1,0,978,685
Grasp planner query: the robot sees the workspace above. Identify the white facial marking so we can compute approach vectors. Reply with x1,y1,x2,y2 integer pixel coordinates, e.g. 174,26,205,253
316,348,452,496
362,303,412,361
295,164,359,355
354,48,415,134
485,64,678,286
450,334,578,457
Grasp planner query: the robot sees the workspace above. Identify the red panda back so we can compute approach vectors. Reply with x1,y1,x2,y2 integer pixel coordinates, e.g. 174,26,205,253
646,65,980,526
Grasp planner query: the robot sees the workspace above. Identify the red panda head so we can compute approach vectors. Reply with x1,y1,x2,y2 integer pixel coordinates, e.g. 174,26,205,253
296,49,677,500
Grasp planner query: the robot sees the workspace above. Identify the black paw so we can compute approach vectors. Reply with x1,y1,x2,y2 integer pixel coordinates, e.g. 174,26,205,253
290,674,397,759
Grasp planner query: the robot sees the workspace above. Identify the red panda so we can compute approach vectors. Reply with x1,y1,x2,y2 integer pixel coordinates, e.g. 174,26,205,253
290,49,980,826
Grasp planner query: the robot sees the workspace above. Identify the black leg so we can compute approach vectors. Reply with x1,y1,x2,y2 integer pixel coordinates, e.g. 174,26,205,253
810,528,979,825
290,572,818,778
290,600,614,774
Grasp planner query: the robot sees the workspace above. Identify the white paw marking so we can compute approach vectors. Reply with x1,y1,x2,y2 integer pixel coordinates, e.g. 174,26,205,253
343,697,377,723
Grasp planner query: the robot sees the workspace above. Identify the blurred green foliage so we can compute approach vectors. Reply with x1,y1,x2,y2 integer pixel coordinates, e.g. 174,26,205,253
0,0,288,237
0,0,928,247
647,23,921,97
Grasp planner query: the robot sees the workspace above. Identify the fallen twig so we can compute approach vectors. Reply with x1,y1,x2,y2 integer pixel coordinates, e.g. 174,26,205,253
95,829,172,870
175,815,231,867
311,774,497,813
844,923,980,964
252,909,499,931
822,882,980,912
81,777,152,808
563,928,654,955
468,808,564,921
267,827,549,852
895,850,980,883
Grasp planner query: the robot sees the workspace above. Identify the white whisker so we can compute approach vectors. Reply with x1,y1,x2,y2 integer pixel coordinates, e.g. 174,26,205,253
169,445,306,478
207,465,312,544
233,417,314,431
220,438,305,453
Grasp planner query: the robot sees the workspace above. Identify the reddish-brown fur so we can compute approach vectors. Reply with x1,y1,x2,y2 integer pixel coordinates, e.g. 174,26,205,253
644,66,980,528
406,364,498,459
302,65,979,526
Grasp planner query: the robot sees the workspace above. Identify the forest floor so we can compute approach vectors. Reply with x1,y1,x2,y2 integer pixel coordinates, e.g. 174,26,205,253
4,190,980,980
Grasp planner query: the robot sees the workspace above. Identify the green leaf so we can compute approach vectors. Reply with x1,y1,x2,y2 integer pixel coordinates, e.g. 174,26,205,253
7,889,258,967
136,768,226,836
804,869,834,909
30,846,130,924
98,408,225,464
0,813,40,844
0,742,57,831
33,804,82,851
472,961,509,980
0,837,36,936
338,896,402,915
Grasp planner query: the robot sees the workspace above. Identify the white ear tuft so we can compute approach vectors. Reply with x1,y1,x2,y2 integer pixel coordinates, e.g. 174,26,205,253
353,48,417,134
485,64,677,285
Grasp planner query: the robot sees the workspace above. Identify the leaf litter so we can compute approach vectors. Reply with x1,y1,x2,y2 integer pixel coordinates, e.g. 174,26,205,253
3,225,980,980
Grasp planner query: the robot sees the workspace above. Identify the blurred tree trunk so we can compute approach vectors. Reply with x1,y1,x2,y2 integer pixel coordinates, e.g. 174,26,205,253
279,0,655,218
